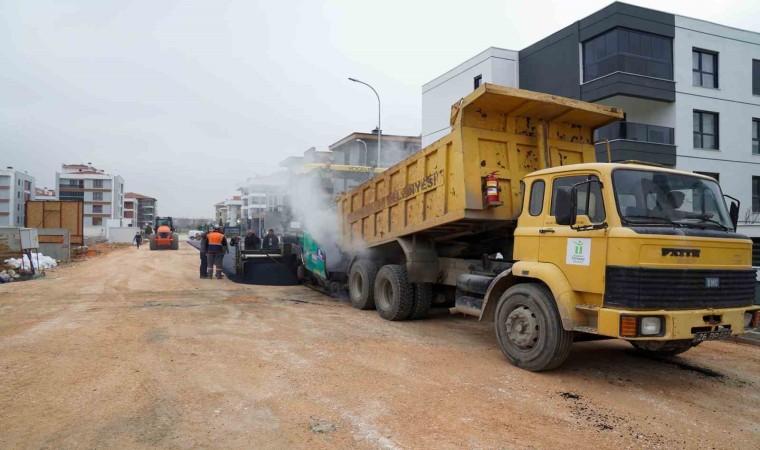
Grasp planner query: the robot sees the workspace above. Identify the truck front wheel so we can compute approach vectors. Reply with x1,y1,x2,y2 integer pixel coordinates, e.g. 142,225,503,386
630,340,697,356
348,260,379,310
374,265,414,321
149,235,157,251
494,284,573,371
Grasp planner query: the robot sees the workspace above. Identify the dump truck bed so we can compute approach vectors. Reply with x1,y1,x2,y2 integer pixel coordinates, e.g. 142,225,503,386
337,84,623,251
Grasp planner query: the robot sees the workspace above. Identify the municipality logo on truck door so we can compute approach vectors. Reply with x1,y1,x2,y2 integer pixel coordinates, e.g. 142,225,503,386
566,238,591,266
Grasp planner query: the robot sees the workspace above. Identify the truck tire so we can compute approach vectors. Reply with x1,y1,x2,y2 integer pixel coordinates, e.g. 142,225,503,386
494,283,573,371
374,265,414,321
409,283,433,320
348,260,379,310
171,233,179,250
630,340,697,357
149,235,157,251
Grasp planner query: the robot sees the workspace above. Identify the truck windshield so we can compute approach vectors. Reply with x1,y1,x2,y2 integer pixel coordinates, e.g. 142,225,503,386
612,169,732,230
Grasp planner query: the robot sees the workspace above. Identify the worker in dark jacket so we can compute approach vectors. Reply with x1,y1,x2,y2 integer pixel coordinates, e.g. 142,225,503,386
244,230,261,250
262,229,279,251
199,232,208,278
133,232,142,249
206,227,228,279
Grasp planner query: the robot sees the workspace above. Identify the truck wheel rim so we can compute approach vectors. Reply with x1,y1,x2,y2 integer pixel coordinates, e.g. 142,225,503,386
349,272,363,300
505,305,539,350
376,279,392,311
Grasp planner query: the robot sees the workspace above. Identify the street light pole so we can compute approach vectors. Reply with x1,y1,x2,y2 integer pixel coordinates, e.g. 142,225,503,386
348,77,381,167
356,139,368,167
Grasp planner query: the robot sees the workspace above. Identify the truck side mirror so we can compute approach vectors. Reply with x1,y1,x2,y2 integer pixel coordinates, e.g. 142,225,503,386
555,186,574,226
724,194,740,232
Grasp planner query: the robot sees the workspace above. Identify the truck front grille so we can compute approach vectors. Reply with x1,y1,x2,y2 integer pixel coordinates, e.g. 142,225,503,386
605,266,756,310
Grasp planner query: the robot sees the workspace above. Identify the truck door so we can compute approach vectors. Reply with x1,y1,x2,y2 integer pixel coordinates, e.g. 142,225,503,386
538,173,608,295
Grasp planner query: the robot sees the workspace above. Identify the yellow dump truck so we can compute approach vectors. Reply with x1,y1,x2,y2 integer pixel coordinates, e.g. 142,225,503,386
332,84,759,371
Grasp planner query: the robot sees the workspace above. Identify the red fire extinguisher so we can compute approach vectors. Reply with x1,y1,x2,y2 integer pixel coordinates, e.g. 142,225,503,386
485,171,503,207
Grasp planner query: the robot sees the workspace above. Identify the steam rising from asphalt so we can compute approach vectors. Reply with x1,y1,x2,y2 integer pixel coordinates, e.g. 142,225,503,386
288,172,345,272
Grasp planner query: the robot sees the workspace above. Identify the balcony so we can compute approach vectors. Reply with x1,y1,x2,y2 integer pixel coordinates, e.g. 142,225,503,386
594,122,676,166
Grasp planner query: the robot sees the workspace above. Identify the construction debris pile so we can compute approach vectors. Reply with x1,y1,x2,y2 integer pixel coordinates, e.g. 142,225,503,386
4,253,58,271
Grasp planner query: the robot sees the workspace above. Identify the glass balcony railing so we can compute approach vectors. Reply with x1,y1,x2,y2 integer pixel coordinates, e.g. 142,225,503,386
594,122,674,145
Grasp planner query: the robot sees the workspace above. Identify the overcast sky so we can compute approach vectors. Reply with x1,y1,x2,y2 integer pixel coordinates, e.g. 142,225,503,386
2,0,758,217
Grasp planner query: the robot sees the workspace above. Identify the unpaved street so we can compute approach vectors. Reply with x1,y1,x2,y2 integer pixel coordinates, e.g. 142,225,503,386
1,241,759,449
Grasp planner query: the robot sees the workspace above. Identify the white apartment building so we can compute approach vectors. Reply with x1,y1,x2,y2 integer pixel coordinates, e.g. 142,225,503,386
421,47,519,147
0,167,35,227
421,2,760,241
225,196,243,226
56,163,125,235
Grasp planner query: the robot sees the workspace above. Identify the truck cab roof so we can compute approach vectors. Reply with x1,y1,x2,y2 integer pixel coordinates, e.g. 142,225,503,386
525,162,716,181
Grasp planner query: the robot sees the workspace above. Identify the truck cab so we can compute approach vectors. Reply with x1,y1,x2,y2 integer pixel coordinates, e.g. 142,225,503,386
497,162,759,368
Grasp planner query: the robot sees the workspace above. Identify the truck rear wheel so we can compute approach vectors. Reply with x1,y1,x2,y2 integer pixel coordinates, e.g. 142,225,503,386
409,283,433,320
630,340,697,356
494,284,573,371
374,265,414,321
171,233,179,250
348,260,379,310
149,235,157,251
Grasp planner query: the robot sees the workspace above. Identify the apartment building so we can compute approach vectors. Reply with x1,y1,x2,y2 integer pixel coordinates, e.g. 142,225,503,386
225,196,242,226
125,192,157,229
214,201,228,226
237,173,288,234
56,163,125,235
422,47,519,146
0,167,35,227
421,2,760,238
34,187,56,201
328,132,421,194
123,197,136,227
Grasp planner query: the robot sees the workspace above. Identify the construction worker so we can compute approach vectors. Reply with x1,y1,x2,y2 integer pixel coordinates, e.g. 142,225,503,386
262,229,279,251
199,232,208,279
133,232,142,249
244,230,261,250
206,227,228,279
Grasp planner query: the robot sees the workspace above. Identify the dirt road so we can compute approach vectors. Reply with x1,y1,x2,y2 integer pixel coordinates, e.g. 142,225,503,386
1,241,759,449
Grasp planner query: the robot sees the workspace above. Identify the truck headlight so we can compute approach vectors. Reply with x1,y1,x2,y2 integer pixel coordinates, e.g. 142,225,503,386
640,317,663,336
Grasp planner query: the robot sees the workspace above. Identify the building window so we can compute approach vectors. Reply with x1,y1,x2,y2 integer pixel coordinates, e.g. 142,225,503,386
695,171,720,183
754,176,760,212
474,74,482,90
93,179,103,188
583,27,672,82
753,118,760,155
692,49,718,88
93,192,103,201
92,217,103,226
753,59,760,96
93,205,103,213
693,111,719,150
69,179,78,186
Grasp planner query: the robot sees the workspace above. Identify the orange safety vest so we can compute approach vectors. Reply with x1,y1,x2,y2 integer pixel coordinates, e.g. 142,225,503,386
207,231,224,245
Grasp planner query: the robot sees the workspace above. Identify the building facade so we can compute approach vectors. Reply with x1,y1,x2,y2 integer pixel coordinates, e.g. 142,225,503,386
56,164,125,234
0,167,35,227
422,47,519,146
421,2,760,238
125,192,157,229
329,132,422,194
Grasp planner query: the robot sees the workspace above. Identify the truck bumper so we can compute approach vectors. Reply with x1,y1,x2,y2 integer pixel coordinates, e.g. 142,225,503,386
596,305,760,341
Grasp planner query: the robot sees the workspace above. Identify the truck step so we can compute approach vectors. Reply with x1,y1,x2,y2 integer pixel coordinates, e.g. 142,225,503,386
574,304,600,311
450,295,483,318
573,326,599,334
